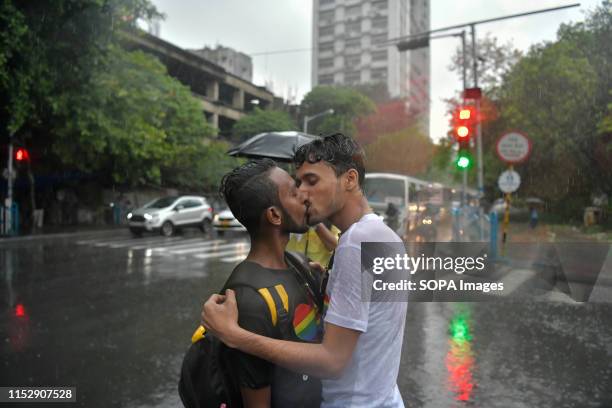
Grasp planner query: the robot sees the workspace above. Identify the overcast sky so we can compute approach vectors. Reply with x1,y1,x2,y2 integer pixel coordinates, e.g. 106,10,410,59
149,0,599,142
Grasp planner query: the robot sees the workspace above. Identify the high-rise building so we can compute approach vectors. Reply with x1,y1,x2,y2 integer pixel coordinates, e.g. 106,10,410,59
311,0,430,132
191,45,253,82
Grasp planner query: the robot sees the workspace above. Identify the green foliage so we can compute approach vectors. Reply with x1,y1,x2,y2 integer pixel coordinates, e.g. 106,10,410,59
0,0,233,190
364,125,433,176
348,82,391,104
164,140,241,191
52,46,216,186
300,86,376,137
448,33,522,96
231,108,297,143
0,0,161,137
495,2,612,216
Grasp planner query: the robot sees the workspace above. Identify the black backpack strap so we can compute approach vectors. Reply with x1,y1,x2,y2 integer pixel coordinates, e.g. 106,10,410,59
285,251,325,313
261,284,292,338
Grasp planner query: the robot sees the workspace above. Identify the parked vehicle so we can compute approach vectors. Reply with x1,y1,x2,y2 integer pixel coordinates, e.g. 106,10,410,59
212,209,246,235
127,195,213,237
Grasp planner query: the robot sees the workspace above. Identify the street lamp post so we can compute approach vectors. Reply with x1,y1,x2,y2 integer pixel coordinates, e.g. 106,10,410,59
303,108,334,133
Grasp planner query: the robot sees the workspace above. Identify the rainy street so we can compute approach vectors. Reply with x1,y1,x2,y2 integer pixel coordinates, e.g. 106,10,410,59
1,230,611,407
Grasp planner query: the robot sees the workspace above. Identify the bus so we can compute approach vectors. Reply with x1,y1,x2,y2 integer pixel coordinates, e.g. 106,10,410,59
363,173,470,238
363,173,430,234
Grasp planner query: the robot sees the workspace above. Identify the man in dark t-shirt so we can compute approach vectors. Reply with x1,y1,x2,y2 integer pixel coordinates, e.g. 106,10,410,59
217,159,323,408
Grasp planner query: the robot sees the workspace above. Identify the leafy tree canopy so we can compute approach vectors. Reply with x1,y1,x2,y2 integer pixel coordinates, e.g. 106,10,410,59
300,86,376,137
231,108,297,143
52,45,216,186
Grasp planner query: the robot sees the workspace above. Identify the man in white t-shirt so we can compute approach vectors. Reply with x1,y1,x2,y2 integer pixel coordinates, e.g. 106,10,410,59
202,133,408,407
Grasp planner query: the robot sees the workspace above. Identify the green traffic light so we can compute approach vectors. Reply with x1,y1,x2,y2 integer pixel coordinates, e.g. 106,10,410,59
457,156,471,169
455,149,473,170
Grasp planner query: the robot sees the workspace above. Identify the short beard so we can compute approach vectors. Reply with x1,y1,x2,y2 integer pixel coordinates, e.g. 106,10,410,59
280,206,308,234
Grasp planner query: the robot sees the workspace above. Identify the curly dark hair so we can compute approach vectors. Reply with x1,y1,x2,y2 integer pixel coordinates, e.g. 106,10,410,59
219,159,280,236
294,133,366,186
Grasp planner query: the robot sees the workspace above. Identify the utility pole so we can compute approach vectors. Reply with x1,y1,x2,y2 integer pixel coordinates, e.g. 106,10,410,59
5,139,14,235
470,24,485,239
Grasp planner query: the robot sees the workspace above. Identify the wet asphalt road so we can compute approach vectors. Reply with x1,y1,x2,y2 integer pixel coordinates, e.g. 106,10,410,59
1,230,611,407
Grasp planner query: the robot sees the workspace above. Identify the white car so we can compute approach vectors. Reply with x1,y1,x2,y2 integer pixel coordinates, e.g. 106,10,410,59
127,195,213,237
213,209,246,235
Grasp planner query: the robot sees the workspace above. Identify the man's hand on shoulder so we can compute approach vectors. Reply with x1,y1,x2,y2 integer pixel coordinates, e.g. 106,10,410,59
201,289,245,348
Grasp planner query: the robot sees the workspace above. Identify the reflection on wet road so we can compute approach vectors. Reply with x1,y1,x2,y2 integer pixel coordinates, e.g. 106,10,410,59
1,230,611,407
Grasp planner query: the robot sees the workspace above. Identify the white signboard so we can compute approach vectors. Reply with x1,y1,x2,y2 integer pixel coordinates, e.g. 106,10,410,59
496,131,531,164
498,170,521,193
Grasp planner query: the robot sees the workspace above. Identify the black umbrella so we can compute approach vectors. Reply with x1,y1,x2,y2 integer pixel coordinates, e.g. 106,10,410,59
227,131,320,162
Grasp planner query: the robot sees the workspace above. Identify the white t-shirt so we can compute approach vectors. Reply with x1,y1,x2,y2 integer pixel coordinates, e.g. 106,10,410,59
322,213,407,408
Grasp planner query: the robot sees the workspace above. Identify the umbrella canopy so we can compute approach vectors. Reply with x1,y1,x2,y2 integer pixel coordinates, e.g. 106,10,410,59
227,131,320,162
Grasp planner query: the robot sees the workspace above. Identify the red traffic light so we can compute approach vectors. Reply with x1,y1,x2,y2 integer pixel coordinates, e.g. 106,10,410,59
15,148,30,162
452,106,478,142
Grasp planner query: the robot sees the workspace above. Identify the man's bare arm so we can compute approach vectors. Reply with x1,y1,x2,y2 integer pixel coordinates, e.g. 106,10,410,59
202,290,360,379
314,223,338,251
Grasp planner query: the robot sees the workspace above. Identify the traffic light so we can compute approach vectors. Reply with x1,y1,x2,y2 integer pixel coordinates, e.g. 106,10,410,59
15,148,30,162
455,149,474,170
452,106,476,143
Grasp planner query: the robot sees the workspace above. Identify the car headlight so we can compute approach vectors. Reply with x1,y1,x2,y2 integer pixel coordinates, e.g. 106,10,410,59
144,213,153,220
126,212,132,220
213,214,219,222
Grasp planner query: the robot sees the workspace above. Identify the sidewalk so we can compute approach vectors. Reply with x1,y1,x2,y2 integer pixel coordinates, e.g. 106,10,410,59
0,224,126,242
503,222,611,243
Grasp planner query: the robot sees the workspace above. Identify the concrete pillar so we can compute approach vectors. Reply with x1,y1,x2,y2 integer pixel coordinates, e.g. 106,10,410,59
206,81,219,101
233,89,245,110
209,113,219,129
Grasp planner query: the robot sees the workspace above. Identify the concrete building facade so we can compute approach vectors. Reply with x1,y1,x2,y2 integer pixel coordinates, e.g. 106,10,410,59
311,0,430,131
123,31,273,138
191,45,253,83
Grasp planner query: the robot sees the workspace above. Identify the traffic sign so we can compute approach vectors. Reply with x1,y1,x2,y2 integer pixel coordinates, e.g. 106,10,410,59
498,170,521,193
496,131,531,164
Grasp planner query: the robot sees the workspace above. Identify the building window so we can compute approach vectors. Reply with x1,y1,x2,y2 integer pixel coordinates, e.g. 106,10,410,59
319,41,334,53
372,16,387,30
346,21,361,37
345,71,361,84
346,4,361,18
318,74,334,85
371,33,388,45
319,10,334,25
371,50,387,62
372,0,387,12
320,0,334,5
345,38,361,49
371,68,387,82
319,25,334,37
319,57,334,69
346,55,361,67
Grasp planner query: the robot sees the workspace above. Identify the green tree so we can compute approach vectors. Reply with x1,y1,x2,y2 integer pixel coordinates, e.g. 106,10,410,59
365,125,433,176
0,0,159,138
496,2,612,218
231,108,297,143
448,33,522,96
52,45,216,186
300,86,376,137
164,140,241,192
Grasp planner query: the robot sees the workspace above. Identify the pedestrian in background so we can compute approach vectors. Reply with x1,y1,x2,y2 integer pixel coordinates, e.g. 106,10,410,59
529,206,538,229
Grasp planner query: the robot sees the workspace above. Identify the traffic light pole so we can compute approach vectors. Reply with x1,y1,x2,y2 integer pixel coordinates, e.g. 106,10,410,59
5,139,14,235
470,24,485,240
461,31,468,207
